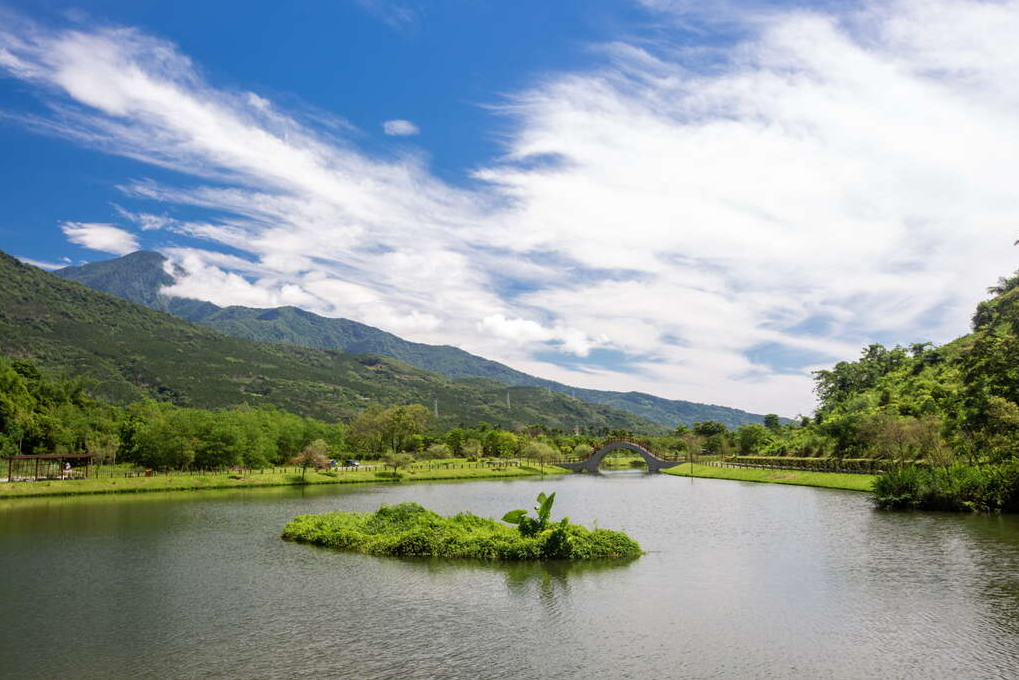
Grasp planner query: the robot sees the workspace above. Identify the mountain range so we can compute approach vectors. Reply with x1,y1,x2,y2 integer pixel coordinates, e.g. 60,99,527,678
54,250,780,428
0,249,667,433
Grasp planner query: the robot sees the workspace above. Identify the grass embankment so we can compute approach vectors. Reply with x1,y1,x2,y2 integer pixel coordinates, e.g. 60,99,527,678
663,463,876,492
282,502,642,560
0,461,569,500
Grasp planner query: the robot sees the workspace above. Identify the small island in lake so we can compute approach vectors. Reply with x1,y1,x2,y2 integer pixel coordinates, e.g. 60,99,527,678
281,492,642,560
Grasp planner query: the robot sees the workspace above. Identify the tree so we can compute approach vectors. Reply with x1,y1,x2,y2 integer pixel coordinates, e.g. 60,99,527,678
736,424,771,455
424,443,451,459
462,438,482,459
706,432,731,457
345,403,431,455
382,451,414,475
483,430,519,458
382,404,432,453
444,428,466,456
521,440,556,470
85,432,120,466
680,433,704,459
763,414,781,431
693,421,727,437
913,415,953,468
573,443,593,459
345,405,387,455
290,439,329,480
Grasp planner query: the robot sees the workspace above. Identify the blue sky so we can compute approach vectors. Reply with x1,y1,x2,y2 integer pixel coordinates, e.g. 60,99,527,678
2,0,1018,416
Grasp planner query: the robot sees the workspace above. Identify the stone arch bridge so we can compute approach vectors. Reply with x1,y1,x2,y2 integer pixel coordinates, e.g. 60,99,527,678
554,439,684,474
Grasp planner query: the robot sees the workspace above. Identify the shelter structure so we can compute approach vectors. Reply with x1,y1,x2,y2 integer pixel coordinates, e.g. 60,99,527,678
4,453,95,482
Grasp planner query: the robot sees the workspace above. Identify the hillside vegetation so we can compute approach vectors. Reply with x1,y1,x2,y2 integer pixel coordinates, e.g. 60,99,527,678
714,271,1019,511
55,251,773,428
0,251,664,433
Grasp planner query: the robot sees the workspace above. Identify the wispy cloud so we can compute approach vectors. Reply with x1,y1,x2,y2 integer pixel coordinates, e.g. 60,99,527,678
2,0,1018,415
15,255,69,270
356,0,421,30
60,222,139,255
382,119,419,136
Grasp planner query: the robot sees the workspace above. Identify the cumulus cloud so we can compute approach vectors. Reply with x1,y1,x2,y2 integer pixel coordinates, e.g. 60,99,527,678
60,222,139,255
382,119,420,136
3,0,1019,415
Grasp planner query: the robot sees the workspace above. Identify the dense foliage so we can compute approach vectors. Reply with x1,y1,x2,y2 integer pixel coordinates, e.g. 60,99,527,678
55,251,774,429
0,355,345,468
281,501,642,560
873,463,1019,512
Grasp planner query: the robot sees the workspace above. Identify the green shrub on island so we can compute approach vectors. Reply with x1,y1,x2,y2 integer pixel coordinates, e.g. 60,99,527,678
281,498,642,560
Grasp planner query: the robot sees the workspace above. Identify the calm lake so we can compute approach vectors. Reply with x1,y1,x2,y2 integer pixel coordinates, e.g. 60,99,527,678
2,473,1018,679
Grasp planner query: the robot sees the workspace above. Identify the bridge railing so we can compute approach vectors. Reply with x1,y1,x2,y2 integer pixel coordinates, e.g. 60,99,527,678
550,439,685,463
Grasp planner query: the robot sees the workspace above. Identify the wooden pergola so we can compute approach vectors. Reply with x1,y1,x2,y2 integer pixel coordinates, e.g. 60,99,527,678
5,453,95,482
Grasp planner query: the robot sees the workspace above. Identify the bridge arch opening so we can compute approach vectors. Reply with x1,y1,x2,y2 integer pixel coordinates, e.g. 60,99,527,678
555,440,683,474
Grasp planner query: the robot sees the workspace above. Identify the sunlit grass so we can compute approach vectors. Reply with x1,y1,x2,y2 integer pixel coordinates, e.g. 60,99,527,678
0,460,570,499
663,463,875,492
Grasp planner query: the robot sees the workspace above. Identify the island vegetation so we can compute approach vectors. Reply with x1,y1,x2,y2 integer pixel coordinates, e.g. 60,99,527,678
281,492,642,560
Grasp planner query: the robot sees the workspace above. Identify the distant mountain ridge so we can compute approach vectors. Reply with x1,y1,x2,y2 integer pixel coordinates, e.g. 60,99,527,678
0,249,665,433
55,251,780,428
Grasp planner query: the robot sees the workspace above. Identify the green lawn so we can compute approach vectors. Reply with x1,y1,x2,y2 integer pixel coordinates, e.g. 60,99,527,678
0,460,569,500
663,463,876,492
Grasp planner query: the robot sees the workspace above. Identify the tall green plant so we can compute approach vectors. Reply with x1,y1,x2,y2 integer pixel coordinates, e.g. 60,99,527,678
502,491,557,537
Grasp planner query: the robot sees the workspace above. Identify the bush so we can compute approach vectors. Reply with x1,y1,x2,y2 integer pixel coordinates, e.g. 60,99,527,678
873,463,1019,512
731,456,888,473
422,443,451,460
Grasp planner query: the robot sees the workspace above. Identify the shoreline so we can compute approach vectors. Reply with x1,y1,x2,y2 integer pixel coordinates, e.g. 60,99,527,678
0,463,570,500
662,462,876,492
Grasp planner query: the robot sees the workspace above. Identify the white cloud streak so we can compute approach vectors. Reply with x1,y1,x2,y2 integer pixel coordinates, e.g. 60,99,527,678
60,222,139,255
2,0,1018,415
15,255,67,270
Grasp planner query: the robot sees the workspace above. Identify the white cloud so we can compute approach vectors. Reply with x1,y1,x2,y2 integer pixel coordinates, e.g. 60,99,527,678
15,255,66,270
60,222,139,255
3,1,1019,416
382,119,419,136
476,314,604,356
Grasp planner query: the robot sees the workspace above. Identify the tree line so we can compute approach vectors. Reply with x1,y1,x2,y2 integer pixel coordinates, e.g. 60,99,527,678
1,356,747,471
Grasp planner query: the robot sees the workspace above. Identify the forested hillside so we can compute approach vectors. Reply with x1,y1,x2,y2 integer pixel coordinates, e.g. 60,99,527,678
0,251,666,434
696,271,1019,463
56,251,774,427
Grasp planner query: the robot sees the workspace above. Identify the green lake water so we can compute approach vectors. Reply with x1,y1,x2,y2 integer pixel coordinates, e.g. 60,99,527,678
2,472,1018,678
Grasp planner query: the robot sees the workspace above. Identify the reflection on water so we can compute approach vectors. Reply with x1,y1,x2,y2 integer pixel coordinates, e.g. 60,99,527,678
2,474,1019,679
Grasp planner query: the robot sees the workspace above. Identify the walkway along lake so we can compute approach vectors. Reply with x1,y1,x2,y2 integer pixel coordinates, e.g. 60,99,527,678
2,472,1018,679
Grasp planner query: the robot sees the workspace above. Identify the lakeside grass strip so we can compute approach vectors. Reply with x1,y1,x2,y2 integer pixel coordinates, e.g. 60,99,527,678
282,502,642,560
663,462,876,492
0,462,570,500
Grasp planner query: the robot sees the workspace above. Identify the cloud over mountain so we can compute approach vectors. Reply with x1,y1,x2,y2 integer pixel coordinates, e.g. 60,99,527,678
2,0,1017,415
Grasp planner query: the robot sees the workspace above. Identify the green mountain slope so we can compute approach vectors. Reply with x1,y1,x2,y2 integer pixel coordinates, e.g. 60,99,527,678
0,251,667,434
55,251,776,427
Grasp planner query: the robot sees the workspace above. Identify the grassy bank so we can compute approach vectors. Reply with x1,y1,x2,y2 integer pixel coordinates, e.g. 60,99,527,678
0,461,569,500
663,463,876,492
